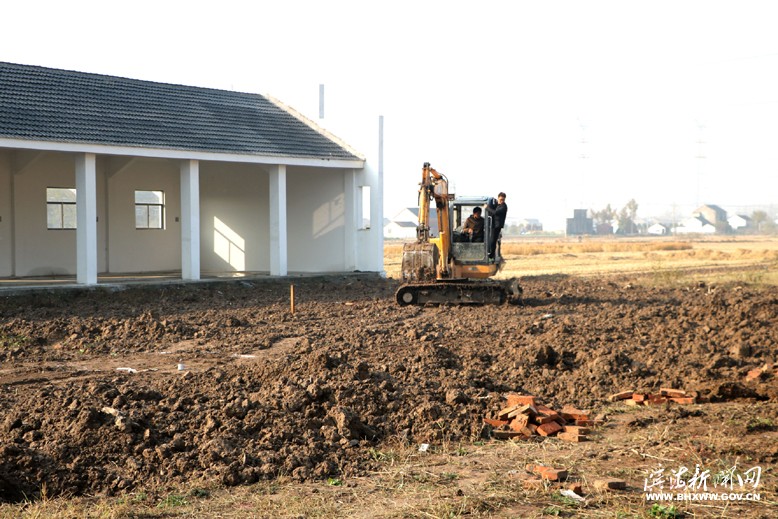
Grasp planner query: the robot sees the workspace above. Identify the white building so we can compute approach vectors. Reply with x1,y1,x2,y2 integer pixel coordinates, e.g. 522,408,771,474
728,214,751,231
0,62,383,284
384,207,438,238
675,216,716,234
647,223,669,235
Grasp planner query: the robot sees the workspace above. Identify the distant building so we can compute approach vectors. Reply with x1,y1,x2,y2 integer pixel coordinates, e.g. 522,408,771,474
383,220,418,239
566,209,594,236
693,205,728,228
517,218,543,233
647,223,669,235
675,216,716,234
728,214,751,231
384,207,438,238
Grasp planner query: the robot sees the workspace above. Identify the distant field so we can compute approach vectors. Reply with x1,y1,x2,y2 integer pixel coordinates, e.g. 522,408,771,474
385,235,778,286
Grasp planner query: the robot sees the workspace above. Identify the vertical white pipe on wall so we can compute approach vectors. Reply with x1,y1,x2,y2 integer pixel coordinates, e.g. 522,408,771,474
76,153,97,285
180,159,200,280
344,169,357,270
269,164,288,276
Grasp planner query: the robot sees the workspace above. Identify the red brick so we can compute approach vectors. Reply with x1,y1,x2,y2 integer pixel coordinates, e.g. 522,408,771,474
497,404,522,420
537,421,563,437
594,478,626,490
608,390,635,402
568,482,584,495
660,388,687,398
509,414,530,432
560,405,590,422
562,425,591,435
534,414,558,425
526,464,568,481
492,430,526,440
484,417,509,428
669,396,697,405
536,405,566,425
538,468,569,481
505,393,538,407
557,431,586,442
507,404,538,418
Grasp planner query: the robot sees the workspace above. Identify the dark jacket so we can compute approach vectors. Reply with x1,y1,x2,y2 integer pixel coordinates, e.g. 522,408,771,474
486,200,508,228
463,215,485,242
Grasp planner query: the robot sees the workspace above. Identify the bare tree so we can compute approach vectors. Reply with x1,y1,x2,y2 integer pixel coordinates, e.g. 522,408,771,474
617,199,639,235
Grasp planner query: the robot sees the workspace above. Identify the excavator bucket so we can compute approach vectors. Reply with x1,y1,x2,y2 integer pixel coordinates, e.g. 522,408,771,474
401,242,438,283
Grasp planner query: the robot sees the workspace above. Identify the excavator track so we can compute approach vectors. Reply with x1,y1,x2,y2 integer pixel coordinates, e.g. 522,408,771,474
395,279,521,306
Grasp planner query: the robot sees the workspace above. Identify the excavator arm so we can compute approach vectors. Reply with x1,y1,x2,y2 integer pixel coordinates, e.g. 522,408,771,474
416,162,452,276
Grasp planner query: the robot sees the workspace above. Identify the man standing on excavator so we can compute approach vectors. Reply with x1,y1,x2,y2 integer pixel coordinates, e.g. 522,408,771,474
486,192,507,260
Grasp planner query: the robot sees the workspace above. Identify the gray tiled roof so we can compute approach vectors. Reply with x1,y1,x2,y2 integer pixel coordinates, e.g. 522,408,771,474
0,61,360,160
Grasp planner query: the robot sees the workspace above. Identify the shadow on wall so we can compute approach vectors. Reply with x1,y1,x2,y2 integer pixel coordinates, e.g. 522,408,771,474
26,267,71,276
313,193,345,239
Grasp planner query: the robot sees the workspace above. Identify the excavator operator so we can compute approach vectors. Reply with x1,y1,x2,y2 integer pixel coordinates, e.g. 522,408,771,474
462,207,485,242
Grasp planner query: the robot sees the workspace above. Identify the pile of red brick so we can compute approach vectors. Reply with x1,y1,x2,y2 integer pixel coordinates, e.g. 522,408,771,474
485,393,602,442
608,387,708,406
519,464,626,494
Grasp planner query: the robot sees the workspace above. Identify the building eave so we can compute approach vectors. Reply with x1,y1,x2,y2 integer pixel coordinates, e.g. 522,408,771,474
0,137,365,169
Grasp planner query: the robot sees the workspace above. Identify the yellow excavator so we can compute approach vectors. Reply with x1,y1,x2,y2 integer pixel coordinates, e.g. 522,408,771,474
395,162,522,305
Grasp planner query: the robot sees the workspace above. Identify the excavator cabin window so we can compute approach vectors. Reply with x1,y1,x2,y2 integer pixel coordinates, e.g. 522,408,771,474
453,204,486,244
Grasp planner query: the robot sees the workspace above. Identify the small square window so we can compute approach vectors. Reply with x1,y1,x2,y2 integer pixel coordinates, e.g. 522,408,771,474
135,190,165,229
47,187,77,230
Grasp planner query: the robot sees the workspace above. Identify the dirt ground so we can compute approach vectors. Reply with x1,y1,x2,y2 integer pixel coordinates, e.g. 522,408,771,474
0,273,776,516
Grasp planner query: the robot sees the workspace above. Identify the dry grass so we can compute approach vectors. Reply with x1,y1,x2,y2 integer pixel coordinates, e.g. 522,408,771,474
5,402,775,518
385,236,778,286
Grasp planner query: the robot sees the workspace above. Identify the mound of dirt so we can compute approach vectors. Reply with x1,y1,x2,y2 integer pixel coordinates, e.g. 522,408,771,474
0,274,776,501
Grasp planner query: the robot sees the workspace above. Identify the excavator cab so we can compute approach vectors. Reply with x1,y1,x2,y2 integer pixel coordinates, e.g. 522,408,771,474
451,197,501,264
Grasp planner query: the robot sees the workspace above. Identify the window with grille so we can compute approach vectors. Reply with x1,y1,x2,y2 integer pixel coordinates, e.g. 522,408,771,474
47,188,77,229
135,190,165,229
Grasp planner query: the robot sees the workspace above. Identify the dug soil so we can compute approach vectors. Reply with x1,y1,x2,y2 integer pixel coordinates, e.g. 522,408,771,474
0,274,776,513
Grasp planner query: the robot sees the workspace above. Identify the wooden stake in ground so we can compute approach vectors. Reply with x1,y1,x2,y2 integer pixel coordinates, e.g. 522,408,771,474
290,284,295,314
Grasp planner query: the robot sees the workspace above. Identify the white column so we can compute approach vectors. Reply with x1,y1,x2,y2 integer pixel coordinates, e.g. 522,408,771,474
269,164,288,276
180,160,200,280
376,115,385,274
344,169,357,271
76,153,97,285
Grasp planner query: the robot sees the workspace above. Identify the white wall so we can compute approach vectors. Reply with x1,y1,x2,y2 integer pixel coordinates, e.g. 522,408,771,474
4,148,382,278
199,162,268,273
308,94,385,274
287,166,348,272
0,150,11,276
107,157,181,273
13,153,81,276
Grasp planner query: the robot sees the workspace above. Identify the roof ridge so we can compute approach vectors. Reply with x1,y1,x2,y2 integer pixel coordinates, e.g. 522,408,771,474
0,60,263,98
265,95,365,161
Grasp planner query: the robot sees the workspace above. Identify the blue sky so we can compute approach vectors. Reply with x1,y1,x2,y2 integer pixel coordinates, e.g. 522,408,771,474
3,0,777,230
